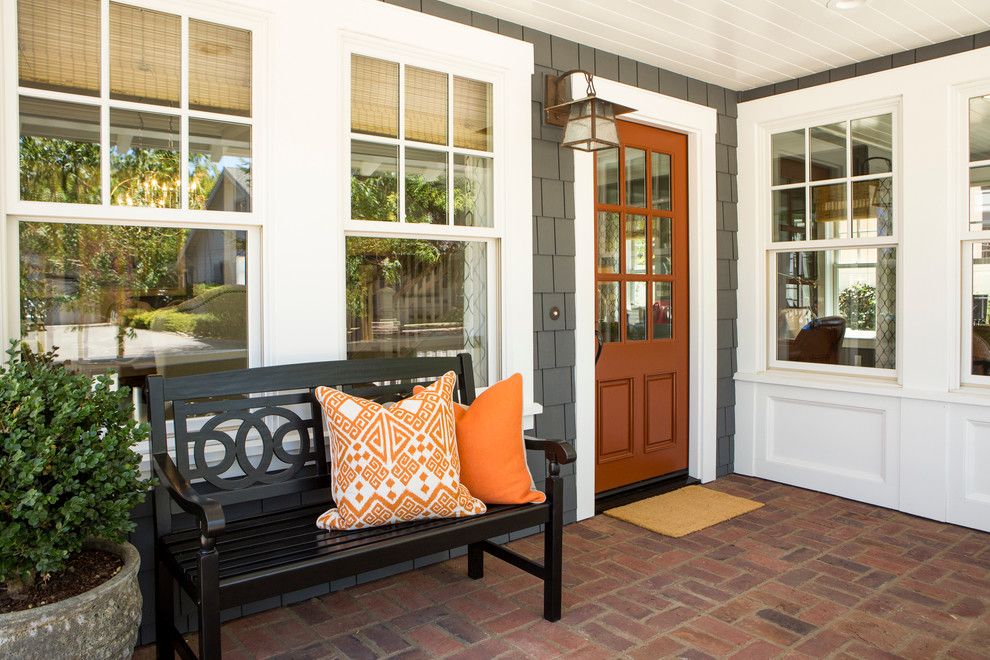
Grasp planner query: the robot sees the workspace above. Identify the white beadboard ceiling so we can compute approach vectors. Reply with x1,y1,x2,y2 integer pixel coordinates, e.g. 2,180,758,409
446,0,990,90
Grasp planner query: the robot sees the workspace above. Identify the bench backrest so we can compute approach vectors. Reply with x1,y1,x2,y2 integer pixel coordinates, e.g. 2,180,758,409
148,353,476,533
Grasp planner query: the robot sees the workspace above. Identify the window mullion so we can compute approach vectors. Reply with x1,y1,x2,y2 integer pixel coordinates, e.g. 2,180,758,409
447,72,454,226
180,15,189,212
100,0,110,206
398,64,406,223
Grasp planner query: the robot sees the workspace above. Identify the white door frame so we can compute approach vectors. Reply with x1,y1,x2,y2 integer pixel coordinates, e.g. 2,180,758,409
573,79,719,520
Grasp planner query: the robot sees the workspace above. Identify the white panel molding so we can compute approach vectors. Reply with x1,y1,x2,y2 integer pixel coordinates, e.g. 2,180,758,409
948,406,990,531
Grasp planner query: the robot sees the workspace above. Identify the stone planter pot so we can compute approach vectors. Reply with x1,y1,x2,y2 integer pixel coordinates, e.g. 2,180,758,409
0,540,142,660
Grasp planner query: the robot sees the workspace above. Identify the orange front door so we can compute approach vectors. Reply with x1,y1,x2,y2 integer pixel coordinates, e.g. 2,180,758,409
594,120,689,493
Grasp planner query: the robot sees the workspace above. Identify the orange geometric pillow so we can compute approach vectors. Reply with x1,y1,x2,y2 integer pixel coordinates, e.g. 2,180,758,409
415,373,545,505
314,371,485,530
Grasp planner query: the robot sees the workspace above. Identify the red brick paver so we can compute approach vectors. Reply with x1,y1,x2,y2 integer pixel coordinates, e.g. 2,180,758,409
134,476,990,659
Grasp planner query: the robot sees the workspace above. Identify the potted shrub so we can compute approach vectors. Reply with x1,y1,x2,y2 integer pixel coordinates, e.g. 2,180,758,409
1,342,149,659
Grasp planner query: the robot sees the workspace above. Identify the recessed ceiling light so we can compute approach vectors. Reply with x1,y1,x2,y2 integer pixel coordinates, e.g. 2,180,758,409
826,0,868,9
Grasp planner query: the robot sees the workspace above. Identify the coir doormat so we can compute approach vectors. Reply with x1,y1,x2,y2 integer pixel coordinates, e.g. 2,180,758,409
604,485,764,537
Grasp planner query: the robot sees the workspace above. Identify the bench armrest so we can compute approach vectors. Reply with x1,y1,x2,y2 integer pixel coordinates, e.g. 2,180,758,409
153,453,226,539
524,435,577,466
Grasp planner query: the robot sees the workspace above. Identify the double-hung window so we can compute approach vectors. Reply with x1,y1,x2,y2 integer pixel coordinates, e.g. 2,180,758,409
768,108,897,372
962,93,990,382
345,50,498,386
8,0,259,412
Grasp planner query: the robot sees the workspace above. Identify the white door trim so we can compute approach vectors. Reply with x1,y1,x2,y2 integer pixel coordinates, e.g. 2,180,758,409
574,79,719,520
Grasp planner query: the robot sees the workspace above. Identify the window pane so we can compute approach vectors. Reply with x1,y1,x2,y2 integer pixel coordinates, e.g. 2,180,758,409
773,188,806,241
776,248,896,368
453,76,492,151
598,282,620,343
351,141,397,222
189,19,252,117
852,178,893,238
810,122,846,181
110,109,180,208
453,154,492,227
596,148,619,204
19,97,100,204
652,152,671,210
405,66,447,145
772,129,804,185
351,55,398,138
971,166,990,231
625,147,646,207
189,119,251,212
109,3,180,107
626,281,646,341
652,216,671,275
20,222,248,393
970,95,990,162
597,212,619,274
405,148,447,225
625,214,647,274
346,238,488,386
653,281,672,339
971,242,990,376
18,0,100,96
811,183,847,240
851,114,892,175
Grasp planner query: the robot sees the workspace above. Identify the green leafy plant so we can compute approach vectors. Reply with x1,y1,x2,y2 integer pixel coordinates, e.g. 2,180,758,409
839,282,876,330
0,341,149,595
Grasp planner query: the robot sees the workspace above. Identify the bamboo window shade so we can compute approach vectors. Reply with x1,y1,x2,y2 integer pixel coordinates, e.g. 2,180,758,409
813,184,846,223
405,66,447,145
454,77,492,152
18,0,100,96
110,3,180,107
351,55,398,138
189,19,252,117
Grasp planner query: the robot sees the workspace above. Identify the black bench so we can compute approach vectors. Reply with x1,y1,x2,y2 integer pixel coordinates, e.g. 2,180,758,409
149,354,576,659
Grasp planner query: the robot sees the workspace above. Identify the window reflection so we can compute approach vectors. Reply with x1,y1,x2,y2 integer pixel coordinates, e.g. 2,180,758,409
189,119,251,212
110,109,180,208
19,96,101,204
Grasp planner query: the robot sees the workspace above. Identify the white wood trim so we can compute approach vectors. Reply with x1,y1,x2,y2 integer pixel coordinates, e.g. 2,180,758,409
574,80,719,521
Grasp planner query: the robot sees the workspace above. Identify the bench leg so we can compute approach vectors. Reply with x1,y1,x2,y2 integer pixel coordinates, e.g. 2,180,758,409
467,543,484,579
155,555,175,660
197,544,222,660
543,462,564,622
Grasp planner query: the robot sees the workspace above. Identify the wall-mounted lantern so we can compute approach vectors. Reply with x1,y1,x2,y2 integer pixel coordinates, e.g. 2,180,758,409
544,70,634,151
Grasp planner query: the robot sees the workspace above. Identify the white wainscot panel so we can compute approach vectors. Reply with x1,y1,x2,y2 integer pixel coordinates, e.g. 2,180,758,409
755,386,900,508
948,405,990,532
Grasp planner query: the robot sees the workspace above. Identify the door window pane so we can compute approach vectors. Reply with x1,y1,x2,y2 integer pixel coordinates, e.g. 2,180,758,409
774,188,806,241
653,282,672,339
970,96,990,163
970,166,990,231
811,183,847,240
598,282,620,343
109,3,181,107
596,148,619,204
189,19,252,117
453,76,492,151
453,155,492,227
188,119,251,212
852,178,893,238
351,55,399,138
351,141,398,222
405,148,447,225
772,129,804,185
970,242,990,376
345,237,488,385
625,147,647,207
405,66,448,145
652,217,671,275
851,114,892,175
19,222,248,392
18,0,100,96
19,97,101,204
110,109,180,208
810,122,846,181
625,214,647,274
652,152,671,210
597,212,619,274
626,281,646,341
776,248,896,369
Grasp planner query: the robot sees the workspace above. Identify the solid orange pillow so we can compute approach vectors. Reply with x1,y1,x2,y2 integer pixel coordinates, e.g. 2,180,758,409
415,373,545,505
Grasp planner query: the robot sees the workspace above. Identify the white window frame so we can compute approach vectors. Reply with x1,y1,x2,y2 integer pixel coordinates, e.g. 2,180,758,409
762,99,901,378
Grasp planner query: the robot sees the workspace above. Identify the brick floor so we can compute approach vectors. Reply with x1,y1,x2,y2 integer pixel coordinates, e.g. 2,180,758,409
134,476,990,659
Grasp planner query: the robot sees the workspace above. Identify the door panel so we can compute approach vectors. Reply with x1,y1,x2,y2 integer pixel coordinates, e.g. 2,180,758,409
594,120,689,493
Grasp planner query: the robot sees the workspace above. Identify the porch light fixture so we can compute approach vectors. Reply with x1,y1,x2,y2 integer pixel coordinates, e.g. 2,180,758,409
545,70,634,151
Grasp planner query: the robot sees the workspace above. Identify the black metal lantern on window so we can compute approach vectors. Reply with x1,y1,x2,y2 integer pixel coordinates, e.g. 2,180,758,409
544,70,634,151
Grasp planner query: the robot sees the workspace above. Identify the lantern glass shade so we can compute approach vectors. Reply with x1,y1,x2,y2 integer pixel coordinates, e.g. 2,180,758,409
562,98,619,151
